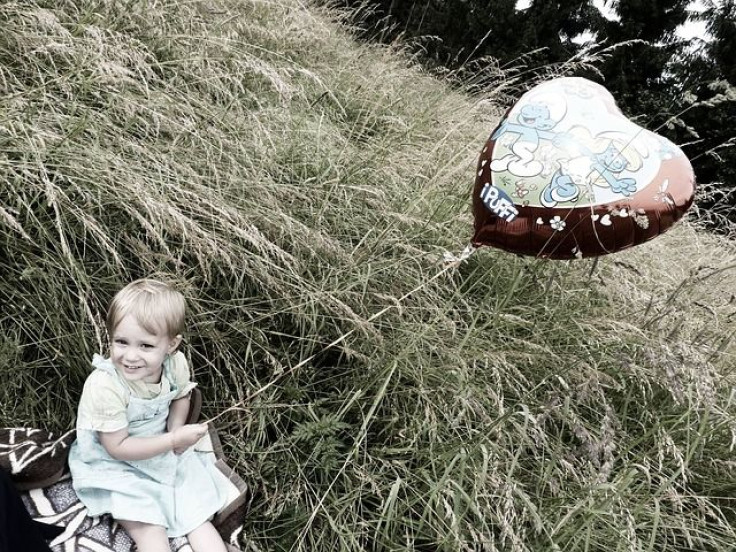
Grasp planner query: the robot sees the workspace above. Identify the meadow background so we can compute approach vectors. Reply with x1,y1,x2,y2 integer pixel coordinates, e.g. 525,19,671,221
1,1,735,551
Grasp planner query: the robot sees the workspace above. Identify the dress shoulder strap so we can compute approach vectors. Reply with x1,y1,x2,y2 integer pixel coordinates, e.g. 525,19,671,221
161,354,177,389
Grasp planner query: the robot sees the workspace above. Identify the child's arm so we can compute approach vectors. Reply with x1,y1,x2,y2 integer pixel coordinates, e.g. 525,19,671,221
167,395,191,432
166,352,199,452
167,396,198,453
98,424,207,461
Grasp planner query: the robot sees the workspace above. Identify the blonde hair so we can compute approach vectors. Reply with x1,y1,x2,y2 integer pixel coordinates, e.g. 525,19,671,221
106,279,186,338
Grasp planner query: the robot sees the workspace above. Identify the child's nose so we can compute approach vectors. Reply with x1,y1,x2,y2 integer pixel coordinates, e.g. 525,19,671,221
124,349,141,361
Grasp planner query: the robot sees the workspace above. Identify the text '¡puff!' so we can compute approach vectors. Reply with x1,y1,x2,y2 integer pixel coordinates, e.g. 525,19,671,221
480,183,519,222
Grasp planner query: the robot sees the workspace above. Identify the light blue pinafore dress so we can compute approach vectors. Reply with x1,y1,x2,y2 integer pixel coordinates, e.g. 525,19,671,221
68,356,229,537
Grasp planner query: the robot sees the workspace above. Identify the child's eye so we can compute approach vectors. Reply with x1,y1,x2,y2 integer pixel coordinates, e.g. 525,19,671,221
114,339,127,345
141,344,154,349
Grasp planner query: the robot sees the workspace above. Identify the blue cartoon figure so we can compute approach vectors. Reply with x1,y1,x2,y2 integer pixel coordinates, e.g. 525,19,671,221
490,102,560,178
541,169,581,206
540,130,644,207
593,143,638,195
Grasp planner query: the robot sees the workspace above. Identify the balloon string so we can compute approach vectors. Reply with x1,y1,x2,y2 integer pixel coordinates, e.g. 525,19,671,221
202,248,475,425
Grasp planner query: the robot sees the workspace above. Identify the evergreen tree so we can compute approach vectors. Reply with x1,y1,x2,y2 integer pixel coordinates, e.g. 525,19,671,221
701,0,736,84
596,0,691,122
463,0,528,65
337,0,604,72
673,0,736,226
518,0,603,66
339,0,525,69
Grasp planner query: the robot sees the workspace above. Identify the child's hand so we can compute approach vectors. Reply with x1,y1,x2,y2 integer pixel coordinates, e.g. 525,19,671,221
171,423,208,454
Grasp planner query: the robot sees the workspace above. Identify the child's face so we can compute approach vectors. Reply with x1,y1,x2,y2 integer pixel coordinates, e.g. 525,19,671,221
110,314,180,384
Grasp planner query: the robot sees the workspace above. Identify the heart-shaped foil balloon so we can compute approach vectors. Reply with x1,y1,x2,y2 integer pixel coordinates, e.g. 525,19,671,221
471,77,695,259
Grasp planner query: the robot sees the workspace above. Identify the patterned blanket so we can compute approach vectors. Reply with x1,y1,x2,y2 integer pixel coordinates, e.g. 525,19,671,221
0,426,249,551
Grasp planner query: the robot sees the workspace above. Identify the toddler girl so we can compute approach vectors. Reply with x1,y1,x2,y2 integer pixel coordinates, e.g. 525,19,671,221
68,279,230,552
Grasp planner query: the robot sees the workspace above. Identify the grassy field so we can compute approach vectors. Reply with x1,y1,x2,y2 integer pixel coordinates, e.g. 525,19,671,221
2,0,735,550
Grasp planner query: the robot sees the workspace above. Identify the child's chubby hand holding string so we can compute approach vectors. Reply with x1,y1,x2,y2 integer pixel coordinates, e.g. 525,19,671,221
170,423,208,455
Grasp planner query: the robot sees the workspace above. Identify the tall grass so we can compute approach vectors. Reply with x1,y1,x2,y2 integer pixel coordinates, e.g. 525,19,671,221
1,1,735,551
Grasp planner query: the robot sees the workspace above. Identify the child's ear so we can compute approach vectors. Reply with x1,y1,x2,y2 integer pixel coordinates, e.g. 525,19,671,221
168,334,183,354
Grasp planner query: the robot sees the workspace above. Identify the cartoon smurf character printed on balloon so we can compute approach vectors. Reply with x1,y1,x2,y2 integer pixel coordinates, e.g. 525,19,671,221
539,128,646,208
490,95,566,178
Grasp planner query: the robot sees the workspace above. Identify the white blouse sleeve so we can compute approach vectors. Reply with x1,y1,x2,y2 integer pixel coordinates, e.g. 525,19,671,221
76,370,129,432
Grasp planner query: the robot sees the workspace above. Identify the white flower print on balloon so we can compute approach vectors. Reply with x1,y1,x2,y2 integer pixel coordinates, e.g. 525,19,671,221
550,216,566,231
